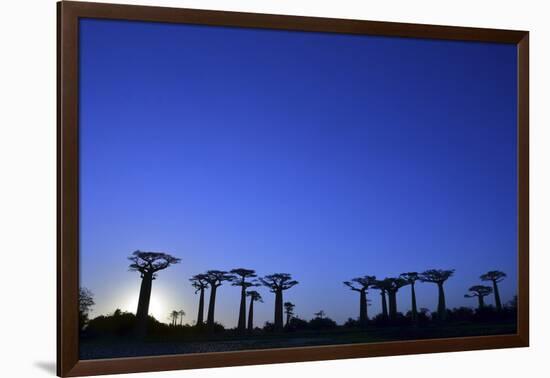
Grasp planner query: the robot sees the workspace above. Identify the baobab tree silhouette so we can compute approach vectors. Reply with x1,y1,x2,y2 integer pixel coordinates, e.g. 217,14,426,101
343,275,377,327
480,270,506,311
204,270,233,329
283,302,295,327
128,250,180,337
260,273,298,331
372,280,390,320
420,269,455,321
385,277,407,320
170,310,179,326
246,290,263,333
230,268,258,332
189,274,209,326
400,272,421,322
465,285,493,310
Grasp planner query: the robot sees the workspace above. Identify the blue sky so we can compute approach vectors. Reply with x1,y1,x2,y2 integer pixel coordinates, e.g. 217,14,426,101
79,18,518,327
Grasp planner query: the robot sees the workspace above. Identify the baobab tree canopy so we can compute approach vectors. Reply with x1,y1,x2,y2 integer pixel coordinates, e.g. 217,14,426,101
259,273,298,292
128,250,181,278
204,270,233,286
481,271,507,282
247,290,263,302
465,285,492,297
344,275,377,291
400,272,420,284
189,274,209,291
420,269,455,283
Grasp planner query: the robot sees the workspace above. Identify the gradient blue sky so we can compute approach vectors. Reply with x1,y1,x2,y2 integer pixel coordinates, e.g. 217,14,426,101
79,18,518,327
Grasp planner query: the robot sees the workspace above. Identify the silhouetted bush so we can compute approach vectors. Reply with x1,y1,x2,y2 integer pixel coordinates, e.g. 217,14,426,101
343,317,361,328
263,322,276,332
308,317,337,330
285,317,309,332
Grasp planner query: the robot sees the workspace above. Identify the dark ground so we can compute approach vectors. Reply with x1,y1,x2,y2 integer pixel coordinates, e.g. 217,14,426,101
80,321,516,359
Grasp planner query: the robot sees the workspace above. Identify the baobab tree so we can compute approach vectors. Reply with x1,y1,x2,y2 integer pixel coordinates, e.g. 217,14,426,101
420,269,455,321
189,274,209,325
480,270,506,311
79,287,95,331
178,310,186,326
372,280,390,320
230,268,258,332
246,290,263,332
170,310,179,326
128,250,180,336
385,277,407,320
284,302,295,327
400,272,421,322
204,270,233,329
260,273,298,331
343,275,376,327
465,285,493,310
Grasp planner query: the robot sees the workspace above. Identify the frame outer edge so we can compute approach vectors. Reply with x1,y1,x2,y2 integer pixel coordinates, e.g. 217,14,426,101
57,2,530,376
517,33,529,346
58,1,80,376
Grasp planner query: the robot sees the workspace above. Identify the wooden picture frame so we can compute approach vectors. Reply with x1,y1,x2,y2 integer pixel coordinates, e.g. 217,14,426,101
57,1,529,376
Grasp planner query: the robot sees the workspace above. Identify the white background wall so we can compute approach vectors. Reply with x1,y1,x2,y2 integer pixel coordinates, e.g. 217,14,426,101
0,0,548,376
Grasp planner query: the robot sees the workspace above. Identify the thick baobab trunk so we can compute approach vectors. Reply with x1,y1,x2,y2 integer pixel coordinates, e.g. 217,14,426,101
437,283,447,320
410,283,418,322
492,280,502,311
135,272,153,337
237,286,247,331
206,285,218,328
380,291,388,319
197,288,205,325
247,297,254,332
478,295,485,310
274,289,283,331
359,290,368,327
388,291,397,320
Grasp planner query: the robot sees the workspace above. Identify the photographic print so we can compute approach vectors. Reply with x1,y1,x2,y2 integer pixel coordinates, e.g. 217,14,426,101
78,17,519,359
57,2,528,376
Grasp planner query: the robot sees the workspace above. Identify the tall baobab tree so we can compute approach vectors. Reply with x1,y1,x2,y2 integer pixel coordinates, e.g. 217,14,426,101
128,250,180,337
260,273,298,331
284,302,295,327
385,278,407,320
230,268,258,332
246,290,263,332
400,272,421,322
204,270,233,329
420,269,455,320
480,270,506,311
372,280,390,320
170,310,179,326
343,275,377,327
189,274,209,325
178,310,186,326
465,285,493,310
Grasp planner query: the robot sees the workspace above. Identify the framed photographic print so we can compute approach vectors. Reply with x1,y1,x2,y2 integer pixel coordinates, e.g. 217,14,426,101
57,1,529,376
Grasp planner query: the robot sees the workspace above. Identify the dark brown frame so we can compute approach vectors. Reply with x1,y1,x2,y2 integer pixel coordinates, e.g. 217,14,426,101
57,1,529,376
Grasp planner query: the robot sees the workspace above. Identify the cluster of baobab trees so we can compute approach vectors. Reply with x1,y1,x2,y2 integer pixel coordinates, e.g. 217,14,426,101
344,269,507,326
128,250,298,335
188,269,298,333
128,250,509,336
